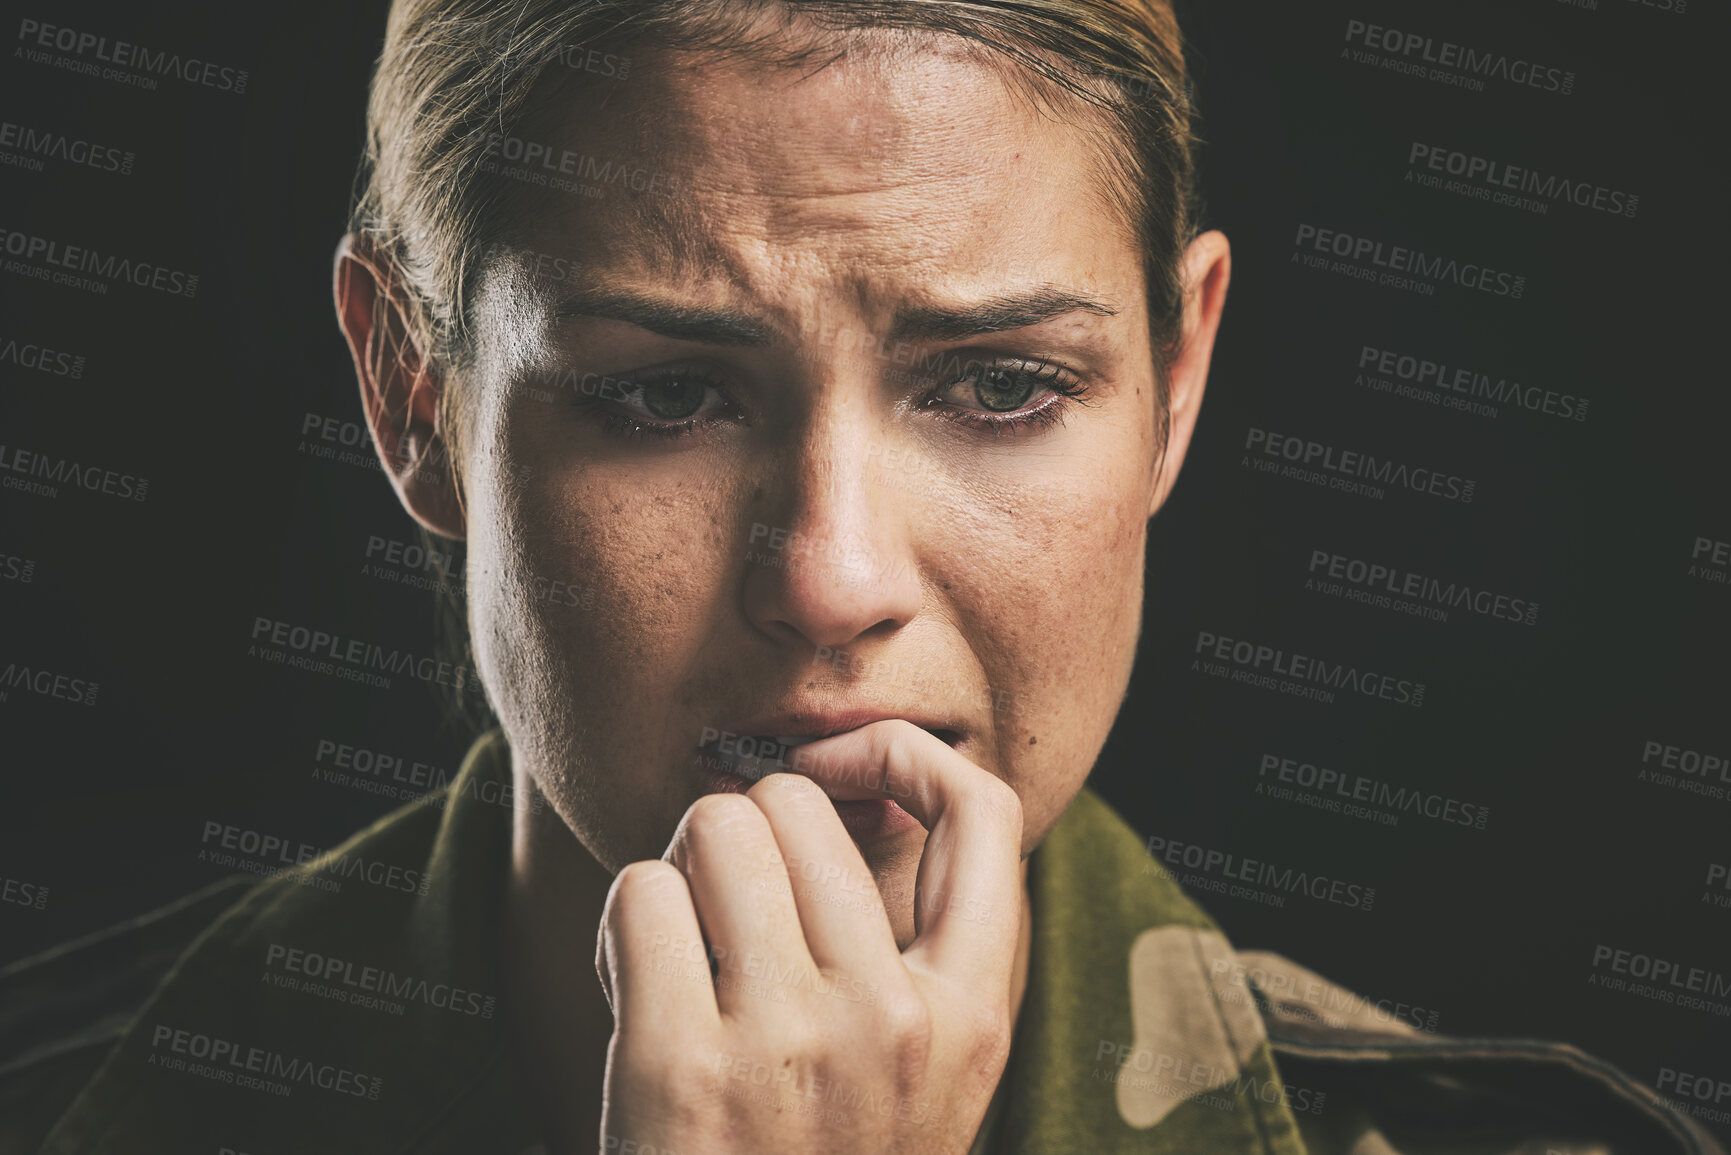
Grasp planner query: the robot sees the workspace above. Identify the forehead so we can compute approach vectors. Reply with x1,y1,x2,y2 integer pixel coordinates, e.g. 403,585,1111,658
498,37,1140,315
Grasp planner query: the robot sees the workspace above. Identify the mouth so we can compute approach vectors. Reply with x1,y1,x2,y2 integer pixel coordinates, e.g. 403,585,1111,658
697,726,962,783
698,733,812,782
693,723,961,841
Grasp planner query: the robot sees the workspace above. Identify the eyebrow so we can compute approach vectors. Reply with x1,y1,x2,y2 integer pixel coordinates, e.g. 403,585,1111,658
553,285,1119,346
887,287,1120,342
553,289,775,346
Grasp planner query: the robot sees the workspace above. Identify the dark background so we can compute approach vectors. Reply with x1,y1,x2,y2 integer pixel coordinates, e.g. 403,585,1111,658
2,0,1725,1139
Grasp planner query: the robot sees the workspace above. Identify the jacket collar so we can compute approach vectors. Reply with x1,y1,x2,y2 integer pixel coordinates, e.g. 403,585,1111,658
45,730,1300,1154
987,786,1306,1153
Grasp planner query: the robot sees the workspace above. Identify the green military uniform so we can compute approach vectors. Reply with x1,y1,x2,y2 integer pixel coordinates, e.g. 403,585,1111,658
2,729,1720,1153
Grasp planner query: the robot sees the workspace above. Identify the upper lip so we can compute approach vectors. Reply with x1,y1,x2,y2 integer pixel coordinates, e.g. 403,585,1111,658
705,706,962,746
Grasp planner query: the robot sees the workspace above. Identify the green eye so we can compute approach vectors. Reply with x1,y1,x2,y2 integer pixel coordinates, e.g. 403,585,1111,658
971,366,1039,412
642,376,707,419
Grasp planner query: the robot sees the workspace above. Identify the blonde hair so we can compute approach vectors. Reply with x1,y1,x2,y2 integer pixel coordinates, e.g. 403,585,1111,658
348,0,1200,732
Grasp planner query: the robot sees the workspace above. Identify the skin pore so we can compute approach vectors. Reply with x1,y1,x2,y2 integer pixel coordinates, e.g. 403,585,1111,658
337,25,1228,1154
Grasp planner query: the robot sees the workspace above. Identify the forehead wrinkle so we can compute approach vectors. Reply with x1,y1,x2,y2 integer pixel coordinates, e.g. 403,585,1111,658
507,37,1141,339
618,185,736,282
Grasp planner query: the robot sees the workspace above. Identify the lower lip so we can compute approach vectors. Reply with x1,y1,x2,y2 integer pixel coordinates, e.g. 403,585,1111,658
695,758,921,841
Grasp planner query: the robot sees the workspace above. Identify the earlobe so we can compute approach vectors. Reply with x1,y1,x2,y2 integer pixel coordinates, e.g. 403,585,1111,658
1146,230,1231,521
332,233,467,541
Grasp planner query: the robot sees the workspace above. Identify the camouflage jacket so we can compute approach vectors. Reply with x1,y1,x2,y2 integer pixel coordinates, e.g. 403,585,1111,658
1,729,1720,1154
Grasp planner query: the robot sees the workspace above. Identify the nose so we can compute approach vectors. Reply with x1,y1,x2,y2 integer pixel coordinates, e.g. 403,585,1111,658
742,397,924,652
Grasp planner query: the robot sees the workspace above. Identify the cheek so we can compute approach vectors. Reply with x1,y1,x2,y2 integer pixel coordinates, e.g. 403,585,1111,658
942,450,1148,814
470,419,740,737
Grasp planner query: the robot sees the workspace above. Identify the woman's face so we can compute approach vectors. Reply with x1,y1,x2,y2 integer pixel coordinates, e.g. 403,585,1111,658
454,39,1202,937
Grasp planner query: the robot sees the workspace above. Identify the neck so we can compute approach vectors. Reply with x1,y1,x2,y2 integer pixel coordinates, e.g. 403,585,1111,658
501,769,1035,1154
501,779,618,1153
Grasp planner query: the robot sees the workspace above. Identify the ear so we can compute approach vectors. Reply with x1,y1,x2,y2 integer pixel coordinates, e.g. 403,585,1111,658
332,233,467,540
1147,229,1231,519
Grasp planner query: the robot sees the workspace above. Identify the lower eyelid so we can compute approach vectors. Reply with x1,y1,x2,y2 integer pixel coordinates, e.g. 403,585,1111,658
936,392,1077,433
598,411,705,440
577,375,1080,440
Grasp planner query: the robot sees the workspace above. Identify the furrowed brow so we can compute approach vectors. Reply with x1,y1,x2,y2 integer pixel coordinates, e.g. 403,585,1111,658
887,287,1119,343
553,289,775,346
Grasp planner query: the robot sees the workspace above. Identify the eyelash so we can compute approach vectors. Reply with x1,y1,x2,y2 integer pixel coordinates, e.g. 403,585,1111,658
928,359,1095,438
575,360,1095,442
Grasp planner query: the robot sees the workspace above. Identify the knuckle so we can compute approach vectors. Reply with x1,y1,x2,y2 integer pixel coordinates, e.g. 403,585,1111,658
600,861,684,951
879,990,934,1052
617,1037,703,1100
615,857,681,893
879,725,918,789
968,1003,1014,1066
605,861,666,921
748,769,826,807
686,790,759,828
673,792,766,852
977,776,1023,829
763,1022,824,1064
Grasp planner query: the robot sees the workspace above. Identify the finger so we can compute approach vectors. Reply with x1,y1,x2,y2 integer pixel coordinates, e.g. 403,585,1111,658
597,859,718,1040
746,771,902,975
788,720,1023,986
663,791,814,1018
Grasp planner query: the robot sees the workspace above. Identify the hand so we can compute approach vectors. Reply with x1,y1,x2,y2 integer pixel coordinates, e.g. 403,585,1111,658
594,719,1025,1154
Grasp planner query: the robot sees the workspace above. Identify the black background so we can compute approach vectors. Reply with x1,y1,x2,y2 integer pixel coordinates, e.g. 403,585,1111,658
2,0,1726,1139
